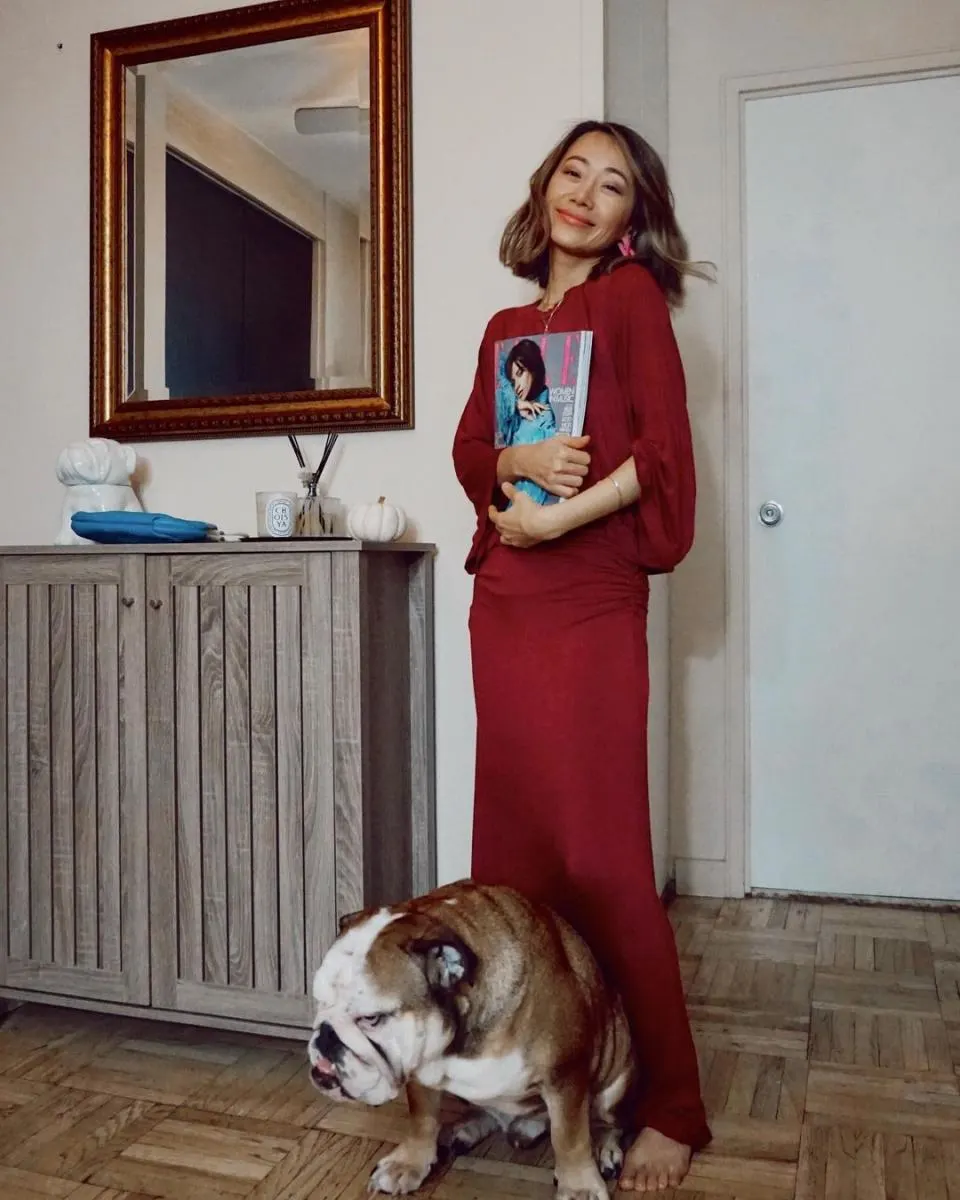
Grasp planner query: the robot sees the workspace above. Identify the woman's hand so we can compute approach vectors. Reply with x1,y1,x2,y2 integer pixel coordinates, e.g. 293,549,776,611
498,434,591,498
488,483,560,549
492,458,643,549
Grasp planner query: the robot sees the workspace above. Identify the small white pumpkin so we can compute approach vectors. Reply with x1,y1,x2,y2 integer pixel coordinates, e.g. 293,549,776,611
347,496,407,543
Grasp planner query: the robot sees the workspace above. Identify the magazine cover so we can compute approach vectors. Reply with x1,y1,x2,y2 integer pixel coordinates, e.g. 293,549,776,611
493,329,594,505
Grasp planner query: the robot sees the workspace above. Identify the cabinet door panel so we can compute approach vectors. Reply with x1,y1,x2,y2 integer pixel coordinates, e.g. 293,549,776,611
146,554,335,1030
0,556,148,1004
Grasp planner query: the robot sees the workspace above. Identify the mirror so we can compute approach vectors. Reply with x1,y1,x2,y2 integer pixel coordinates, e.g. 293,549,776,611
124,32,373,400
91,0,411,440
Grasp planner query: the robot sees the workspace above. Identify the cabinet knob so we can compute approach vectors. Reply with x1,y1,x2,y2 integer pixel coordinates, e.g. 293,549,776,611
149,599,163,610
121,596,135,608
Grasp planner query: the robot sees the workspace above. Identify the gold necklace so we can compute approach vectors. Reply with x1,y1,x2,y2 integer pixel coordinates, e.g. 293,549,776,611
538,294,564,335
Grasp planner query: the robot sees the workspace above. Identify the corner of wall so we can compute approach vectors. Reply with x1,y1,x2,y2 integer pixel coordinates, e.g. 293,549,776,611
602,0,673,893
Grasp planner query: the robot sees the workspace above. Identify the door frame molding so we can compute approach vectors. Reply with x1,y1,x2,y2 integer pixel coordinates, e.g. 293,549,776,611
721,51,960,896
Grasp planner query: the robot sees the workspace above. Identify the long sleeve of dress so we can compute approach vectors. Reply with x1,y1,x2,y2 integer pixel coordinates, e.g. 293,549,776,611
453,320,502,570
618,267,697,574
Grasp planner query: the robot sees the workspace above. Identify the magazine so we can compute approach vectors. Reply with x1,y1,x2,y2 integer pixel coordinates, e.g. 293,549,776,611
493,329,594,505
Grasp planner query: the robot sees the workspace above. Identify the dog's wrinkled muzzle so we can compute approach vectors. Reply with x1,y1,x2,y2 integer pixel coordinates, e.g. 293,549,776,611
309,1058,339,1090
308,1014,399,1104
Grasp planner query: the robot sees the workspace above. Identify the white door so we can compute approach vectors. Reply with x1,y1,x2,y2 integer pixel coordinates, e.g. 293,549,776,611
744,75,960,900
666,0,960,899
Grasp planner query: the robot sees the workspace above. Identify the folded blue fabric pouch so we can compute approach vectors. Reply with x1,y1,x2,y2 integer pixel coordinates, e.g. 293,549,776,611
71,511,215,544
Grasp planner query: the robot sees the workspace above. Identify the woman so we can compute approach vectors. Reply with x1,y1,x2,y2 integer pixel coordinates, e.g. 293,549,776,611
501,338,557,504
453,119,712,1193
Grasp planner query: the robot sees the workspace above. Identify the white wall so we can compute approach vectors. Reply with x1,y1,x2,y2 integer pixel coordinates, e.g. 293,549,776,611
0,0,604,885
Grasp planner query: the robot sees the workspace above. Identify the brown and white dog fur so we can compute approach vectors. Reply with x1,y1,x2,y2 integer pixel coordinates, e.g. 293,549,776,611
308,880,634,1200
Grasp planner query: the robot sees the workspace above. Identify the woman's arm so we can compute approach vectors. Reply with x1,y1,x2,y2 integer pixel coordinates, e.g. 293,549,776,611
496,437,591,494
496,445,526,486
621,268,696,572
488,457,637,548
551,454,639,533
453,331,501,515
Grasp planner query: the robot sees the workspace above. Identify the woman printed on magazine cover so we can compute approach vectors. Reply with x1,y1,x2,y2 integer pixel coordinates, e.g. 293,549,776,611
453,119,712,1192
501,338,556,504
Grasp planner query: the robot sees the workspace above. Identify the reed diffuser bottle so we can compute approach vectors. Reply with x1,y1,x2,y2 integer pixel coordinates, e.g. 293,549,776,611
287,432,339,537
296,470,326,536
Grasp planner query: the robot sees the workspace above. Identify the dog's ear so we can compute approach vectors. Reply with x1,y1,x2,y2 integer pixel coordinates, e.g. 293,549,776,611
408,931,477,993
338,906,379,936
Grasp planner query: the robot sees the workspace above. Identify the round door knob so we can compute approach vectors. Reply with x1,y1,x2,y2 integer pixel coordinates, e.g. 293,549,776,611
758,501,784,526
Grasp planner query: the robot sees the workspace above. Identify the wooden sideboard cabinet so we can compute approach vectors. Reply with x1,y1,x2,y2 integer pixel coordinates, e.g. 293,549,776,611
0,541,435,1037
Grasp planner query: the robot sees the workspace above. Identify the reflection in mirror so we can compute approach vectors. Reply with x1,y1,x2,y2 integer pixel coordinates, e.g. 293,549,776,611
122,30,372,403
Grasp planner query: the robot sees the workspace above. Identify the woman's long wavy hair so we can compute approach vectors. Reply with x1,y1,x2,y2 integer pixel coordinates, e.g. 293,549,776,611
499,120,712,307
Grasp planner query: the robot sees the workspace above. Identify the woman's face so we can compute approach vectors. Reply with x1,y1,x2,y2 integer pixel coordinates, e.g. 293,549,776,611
509,361,534,403
544,131,635,259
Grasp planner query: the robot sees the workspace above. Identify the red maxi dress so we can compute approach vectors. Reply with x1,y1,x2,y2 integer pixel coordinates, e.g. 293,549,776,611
453,264,710,1150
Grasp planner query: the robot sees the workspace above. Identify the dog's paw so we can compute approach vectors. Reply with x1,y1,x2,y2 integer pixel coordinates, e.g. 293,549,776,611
554,1163,610,1200
368,1143,435,1195
594,1128,623,1180
507,1114,549,1150
554,1184,610,1200
439,1111,499,1156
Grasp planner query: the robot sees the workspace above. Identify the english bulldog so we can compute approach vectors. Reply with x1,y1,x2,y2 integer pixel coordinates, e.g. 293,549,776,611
308,880,634,1200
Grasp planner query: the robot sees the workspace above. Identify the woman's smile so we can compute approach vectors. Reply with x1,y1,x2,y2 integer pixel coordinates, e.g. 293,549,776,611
555,207,593,229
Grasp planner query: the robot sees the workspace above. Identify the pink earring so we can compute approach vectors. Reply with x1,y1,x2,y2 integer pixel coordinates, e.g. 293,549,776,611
618,232,636,258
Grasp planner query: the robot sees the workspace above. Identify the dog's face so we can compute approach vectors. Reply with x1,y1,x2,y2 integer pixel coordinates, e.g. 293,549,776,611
308,908,476,1105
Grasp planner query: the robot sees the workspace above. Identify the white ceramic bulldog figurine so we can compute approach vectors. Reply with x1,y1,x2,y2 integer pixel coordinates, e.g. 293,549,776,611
308,880,635,1200
55,438,143,545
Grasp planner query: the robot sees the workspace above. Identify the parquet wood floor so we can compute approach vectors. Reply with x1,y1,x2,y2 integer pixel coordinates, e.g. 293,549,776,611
0,897,958,1198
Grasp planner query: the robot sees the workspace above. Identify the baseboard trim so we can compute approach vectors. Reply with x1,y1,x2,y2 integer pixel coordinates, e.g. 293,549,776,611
749,887,960,913
0,990,306,1043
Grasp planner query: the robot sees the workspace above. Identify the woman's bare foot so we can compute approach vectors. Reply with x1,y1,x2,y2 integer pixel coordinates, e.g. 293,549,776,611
618,1127,691,1192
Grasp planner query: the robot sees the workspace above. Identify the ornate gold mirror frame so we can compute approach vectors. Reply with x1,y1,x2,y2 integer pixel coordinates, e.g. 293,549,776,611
90,0,411,440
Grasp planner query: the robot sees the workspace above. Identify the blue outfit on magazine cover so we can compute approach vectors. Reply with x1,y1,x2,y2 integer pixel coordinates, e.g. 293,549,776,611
495,372,557,505
509,396,556,503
